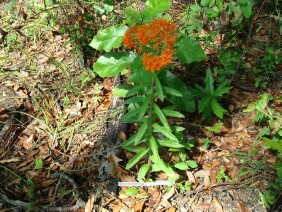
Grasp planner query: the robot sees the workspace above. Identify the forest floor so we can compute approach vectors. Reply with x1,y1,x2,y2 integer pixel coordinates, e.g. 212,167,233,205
0,0,281,211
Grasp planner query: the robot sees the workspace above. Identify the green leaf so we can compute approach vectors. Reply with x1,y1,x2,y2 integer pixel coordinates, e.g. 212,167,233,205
141,0,172,21
138,95,151,119
257,127,270,139
125,96,146,104
175,33,206,64
153,103,170,130
163,86,183,97
158,138,184,148
154,73,164,101
126,85,145,97
174,161,189,170
162,108,184,118
238,0,252,19
150,136,160,160
203,138,212,150
134,121,148,145
198,97,212,113
137,164,151,182
263,137,282,152
151,157,175,175
200,0,209,6
124,8,142,26
112,86,129,98
216,0,223,12
3,0,16,13
158,70,195,112
125,187,139,196
89,25,128,52
93,52,136,77
34,159,43,170
187,160,198,168
126,148,150,169
211,98,227,118
153,123,178,142
205,122,223,133
204,68,214,93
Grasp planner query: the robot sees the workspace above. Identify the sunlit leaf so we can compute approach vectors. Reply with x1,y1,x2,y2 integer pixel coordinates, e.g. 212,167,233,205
90,25,128,52
126,148,150,169
137,164,151,182
141,0,171,21
93,52,136,77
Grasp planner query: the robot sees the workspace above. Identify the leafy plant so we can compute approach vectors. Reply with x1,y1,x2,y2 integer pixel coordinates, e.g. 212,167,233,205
216,167,230,183
192,69,231,119
89,0,206,180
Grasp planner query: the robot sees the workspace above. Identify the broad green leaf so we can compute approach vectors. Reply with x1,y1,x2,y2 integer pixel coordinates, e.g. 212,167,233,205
175,33,206,64
162,108,184,118
163,86,183,97
154,73,164,101
211,98,226,118
153,123,178,142
124,8,142,26
153,103,169,130
125,188,139,196
238,0,252,19
93,52,136,77
134,121,148,145
137,164,151,182
204,68,214,93
174,161,189,170
112,86,129,98
198,97,212,113
141,0,172,21
126,148,150,169
158,138,184,148
129,57,152,86
89,25,128,52
187,160,198,168
213,85,231,96
158,70,195,112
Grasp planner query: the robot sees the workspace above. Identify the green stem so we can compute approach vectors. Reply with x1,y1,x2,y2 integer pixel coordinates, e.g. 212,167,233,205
147,72,155,178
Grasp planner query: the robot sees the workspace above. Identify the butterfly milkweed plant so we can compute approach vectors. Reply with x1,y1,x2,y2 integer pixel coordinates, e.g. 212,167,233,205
90,0,206,182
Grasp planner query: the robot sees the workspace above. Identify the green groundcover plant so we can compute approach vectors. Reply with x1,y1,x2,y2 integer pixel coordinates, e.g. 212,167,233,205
90,0,206,181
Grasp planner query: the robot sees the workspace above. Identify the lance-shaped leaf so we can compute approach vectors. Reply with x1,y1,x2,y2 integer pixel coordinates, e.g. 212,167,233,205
153,123,178,142
90,24,128,52
93,52,136,77
126,148,150,169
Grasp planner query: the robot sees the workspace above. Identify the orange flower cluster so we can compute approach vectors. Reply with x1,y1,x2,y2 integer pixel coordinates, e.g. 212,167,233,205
123,18,178,72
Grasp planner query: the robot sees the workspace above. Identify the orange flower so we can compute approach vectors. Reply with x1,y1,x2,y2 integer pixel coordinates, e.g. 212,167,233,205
123,18,178,72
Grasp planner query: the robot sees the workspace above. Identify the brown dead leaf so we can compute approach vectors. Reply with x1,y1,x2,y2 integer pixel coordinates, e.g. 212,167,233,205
236,200,250,212
134,200,145,212
194,169,210,179
211,197,223,212
156,187,175,210
41,179,57,187
186,171,196,184
85,195,95,212
193,200,211,211
22,134,35,150
0,157,21,164
109,154,128,179
167,207,176,212
112,201,122,212
204,175,211,187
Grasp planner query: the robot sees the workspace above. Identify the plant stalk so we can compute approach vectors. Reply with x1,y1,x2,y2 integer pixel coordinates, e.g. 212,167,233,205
146,72,155,178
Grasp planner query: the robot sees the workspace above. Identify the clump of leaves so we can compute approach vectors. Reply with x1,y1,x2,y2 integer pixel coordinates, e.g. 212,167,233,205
192,69,231,119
